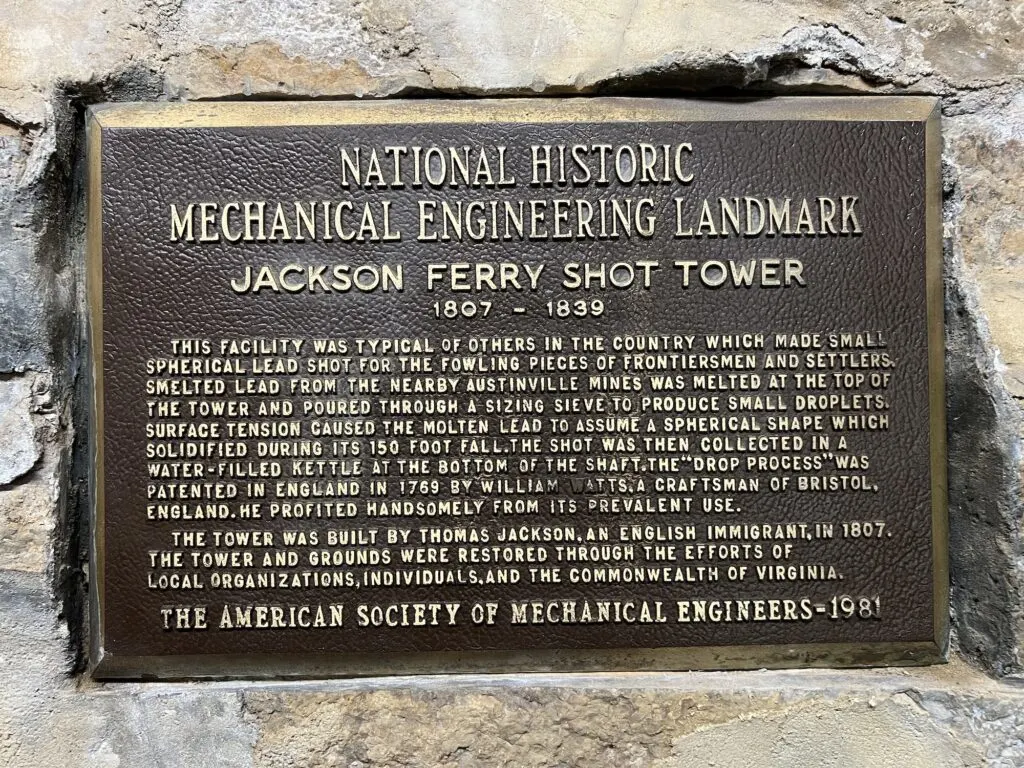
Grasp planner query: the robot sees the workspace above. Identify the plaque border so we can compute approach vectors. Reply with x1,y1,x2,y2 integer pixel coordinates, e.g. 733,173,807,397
87,96,947,680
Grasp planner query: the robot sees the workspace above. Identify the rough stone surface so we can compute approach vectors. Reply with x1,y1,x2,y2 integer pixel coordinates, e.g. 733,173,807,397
0,456,56,573
0,571,80,768
0,571,254,767
241,683,985,767
0,375,41,485
0,373,61,574
233,665,1024,766
0,111,58,374
945,90,1024,399
0,0,1023,765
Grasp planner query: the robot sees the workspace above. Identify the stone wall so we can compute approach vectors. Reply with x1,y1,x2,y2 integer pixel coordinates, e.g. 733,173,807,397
1,1,1022,765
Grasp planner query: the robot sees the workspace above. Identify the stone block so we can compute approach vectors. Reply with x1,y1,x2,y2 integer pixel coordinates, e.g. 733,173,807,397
0,375,41,486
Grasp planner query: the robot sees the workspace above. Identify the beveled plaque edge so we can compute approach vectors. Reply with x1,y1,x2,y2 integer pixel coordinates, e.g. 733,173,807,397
88,95,940,130
91,640,945,681
87,111,107,674
924,103,950,654
85,96,949,680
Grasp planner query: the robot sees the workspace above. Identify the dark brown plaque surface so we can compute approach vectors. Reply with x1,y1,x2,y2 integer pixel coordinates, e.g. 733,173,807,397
88,98,946,679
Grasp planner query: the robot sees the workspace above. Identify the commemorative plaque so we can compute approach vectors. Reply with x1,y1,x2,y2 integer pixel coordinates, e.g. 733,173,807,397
87,98,946,678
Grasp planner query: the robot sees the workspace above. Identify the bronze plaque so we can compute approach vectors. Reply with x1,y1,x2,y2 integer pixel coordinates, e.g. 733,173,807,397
87,98,946,678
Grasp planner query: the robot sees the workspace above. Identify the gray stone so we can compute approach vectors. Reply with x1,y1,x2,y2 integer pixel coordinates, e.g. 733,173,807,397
942,87,1024,675
98,691,254,768
238,666,1022,767
0,118,58,374
0,452,55,573
0,375,41,485
666,697,974,768
0,571,255,767
0,570,87,767
944,90,1024,400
